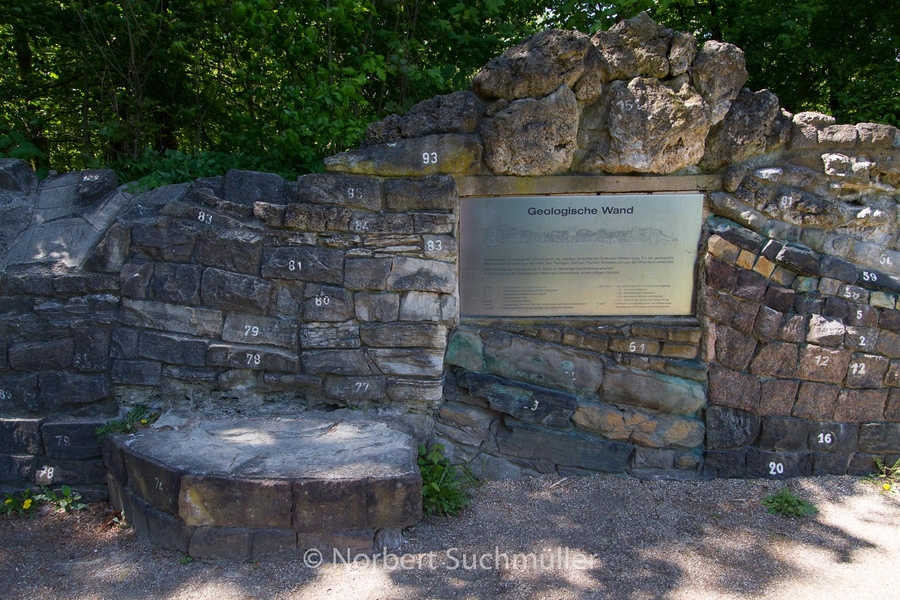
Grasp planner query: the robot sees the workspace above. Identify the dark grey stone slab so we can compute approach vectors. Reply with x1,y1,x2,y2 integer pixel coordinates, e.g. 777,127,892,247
152,263,203,304
191,229,264,275
111,359,163,385
121,298,223,338
297,173,383,211
138,331,207,366
261,246,344,284
41,420,105,460
8,338,73,371
498,421,632,473
705,405,760,450
222,313,299,349
224,169,286,206
207,343,299,372
0,418,43,454
200,268,272,313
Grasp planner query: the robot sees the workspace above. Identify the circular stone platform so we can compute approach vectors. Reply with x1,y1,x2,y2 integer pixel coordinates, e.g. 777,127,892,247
102,415,422,561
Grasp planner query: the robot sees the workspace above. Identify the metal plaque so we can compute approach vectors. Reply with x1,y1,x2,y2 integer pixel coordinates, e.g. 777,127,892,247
459,193,704,317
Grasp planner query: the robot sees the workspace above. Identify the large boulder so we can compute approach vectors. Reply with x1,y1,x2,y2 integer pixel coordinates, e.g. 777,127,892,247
481,85,579,176
576,77,711,174
472,29,592,101
701,88,792,170
588,11,674,81
364,91,486,146
691,40,748,125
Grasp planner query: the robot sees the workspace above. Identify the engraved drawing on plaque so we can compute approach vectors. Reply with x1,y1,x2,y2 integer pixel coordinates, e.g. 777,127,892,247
459,193,704,317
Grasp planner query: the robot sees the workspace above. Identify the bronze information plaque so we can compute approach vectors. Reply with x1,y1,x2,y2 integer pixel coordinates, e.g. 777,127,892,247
459,193,704,317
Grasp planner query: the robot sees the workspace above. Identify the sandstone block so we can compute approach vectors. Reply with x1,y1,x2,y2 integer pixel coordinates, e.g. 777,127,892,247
601,366,705,415
498,421,632,473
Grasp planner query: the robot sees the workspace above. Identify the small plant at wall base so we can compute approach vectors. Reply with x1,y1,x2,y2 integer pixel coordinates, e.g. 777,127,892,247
418,444,475,517
37,485,87,513
762,487,819,518
96,404,160,441
871,457,900,493
2,490,37,518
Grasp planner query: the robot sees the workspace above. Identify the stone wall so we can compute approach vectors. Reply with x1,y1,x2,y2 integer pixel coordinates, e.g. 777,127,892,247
2,12,900,492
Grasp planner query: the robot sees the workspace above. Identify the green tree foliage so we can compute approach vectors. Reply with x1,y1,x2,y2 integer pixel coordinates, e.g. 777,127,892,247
1,0,898,180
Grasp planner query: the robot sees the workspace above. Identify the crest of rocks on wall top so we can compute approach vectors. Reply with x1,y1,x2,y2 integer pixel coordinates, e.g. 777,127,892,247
328,11,790,177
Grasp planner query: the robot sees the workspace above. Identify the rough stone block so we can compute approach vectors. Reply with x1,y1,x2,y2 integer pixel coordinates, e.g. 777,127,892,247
857,423,900,453
111,359,162,385
189,526,251,562
253,202,285,227
879,309,900,333
145,505,195,554
601,366,705,416
708,365,760,412
385,378,444,404
359,323,447,348
345,258,393,290
298,173,383,210
0,418,43,454
763,286,794,313
367,473,423,528
845,353,889,388
123,452,182,515
807,422,858,453
483,331,605,394
73,328,111,373
222,313,299,349
702,450,746,478
705,405,760,450
261,246,344,285
759,417,810,452
300,322,361,349
386,257,456,293
201,268,272,313
179,476,292,528
749,342,797,377
732,269,766,302
706,234,741,263
793,293,823,315
753,305,783,341
355,292,400,322
37,372,111,409
759,379,799,416
40,420,103,460
822,298,850,322
251,529,298,560
887,389,900,421
8,338,73,371
819,256,858,283
121,298,223,338
797,345,851,384
283,203,352,231
298,530,375,554
848,453,881,476
385,176,457,211
876,329,900,359
367,348,444,377
293,479,367,532
414,212,456,234
191,229,263,275
303,284,353,322
207,343,299,372
775,243,820,276
120,262,154,298
792,382,839,421
151,263,203,304
139,331,207,366
498,421,632,473
608,338,660,355
322,375,386,402
101,434,128,487
302,349,373,375
110,327,140,359
130,219,197,262
224,169,286,206
465,373,576,429
33,457,106,485
746,448,813,478
0,454,36,483
349,212,414,234
812,453,850,475
806,314,845,346
834,388,888,422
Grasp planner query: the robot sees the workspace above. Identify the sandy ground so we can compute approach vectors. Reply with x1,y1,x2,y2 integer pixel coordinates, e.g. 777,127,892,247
1,474,898,600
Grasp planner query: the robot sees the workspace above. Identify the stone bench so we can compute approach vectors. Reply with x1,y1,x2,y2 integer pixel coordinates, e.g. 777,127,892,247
103,415,422,561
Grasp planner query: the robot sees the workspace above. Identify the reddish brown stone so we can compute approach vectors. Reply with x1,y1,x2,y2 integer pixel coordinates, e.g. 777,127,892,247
753,305,782,342
885,389,900,421
709,365,760,412
750,342,798,378
715,325,757,370
733,269,767,302
731,300,760,335
797,345,851,384
833,388,888,423
704,289,738,324
844,353,889,388
706,257,737,292
759,379,799,416
792,382,839,420
777,314,807,344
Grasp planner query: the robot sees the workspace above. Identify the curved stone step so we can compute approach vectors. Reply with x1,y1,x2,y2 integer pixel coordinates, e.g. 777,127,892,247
102,415,422,561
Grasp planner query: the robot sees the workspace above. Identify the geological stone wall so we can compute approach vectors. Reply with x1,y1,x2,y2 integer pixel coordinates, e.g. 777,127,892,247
2,12,900,493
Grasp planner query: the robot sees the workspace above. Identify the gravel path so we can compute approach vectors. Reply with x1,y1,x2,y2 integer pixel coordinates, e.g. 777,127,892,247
2,474,898,599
